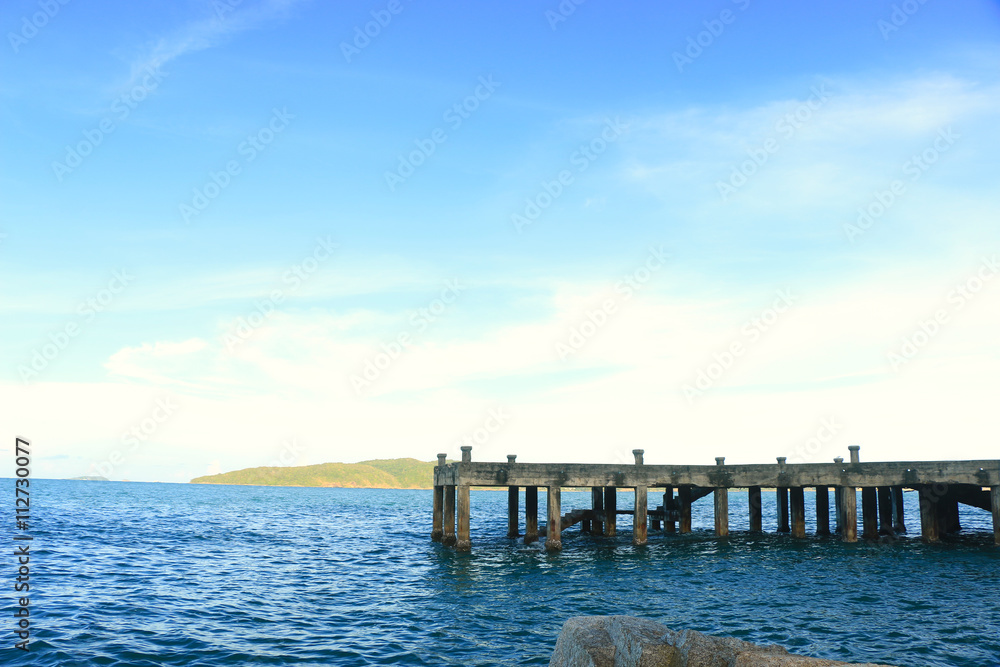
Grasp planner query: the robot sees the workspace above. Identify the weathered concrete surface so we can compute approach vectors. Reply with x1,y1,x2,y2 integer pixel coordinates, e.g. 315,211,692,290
548,616,896,667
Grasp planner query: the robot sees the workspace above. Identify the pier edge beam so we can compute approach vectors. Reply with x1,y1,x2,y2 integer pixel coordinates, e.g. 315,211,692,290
443,484,457,546
790,487,805,538
678,486,692,534
777,487,790,533
992,486,1000,546
877,486,894,536
456,484,471,551
861,487,878,540
591,487,604,536
634,485,648,546
604,487,617,537
432,484,444,541
815,486,830,536
748,486,763,533
919,485,940,543
524,486,539,544
664,485,676,534
546,485,562,551
840,486,858,542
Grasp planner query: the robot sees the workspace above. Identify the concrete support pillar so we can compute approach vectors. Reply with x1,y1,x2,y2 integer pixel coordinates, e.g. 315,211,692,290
892,486,907,534
546,485,562,551
604,487,617,537
748,486,762,533
790,487,805,538
833,458,844,535
678,486,692,534
456,484,471,551
815,486,830,536
992,486,1000,546
861,487,878,540
919,485,940,543
942,497,960,535
877,487,894,536
777,487,790,533
714,488,729,537
840,486,857,542
634,485,648,546
663,486,676,533
432,485,444,541
507,485,519,538
443,485,456,546
524,486,538,544
650,511,660,532
591,487,604,536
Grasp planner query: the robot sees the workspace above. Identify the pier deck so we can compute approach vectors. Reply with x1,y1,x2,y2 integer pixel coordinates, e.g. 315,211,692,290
431,447,1000,551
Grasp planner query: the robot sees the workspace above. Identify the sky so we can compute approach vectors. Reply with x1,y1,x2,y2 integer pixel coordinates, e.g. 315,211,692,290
1,0,999,483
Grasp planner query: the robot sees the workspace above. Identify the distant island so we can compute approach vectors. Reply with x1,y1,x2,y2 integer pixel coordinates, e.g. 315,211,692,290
69,475,110,481
190,458,444,488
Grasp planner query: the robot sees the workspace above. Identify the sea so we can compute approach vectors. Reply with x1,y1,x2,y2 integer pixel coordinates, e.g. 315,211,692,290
6,480,1000,666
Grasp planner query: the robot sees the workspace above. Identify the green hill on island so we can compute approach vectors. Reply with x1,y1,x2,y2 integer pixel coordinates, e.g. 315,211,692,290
190,458,443,488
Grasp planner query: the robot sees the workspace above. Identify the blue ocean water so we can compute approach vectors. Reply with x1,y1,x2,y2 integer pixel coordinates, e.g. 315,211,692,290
5,480,1000,666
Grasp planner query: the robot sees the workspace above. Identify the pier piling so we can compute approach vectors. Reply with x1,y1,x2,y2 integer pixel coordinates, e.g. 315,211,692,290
833,458,844,535
525,486,538,543
546,485,562,551
506,455,519,538
862,487,878,540
815,486,830,536
443,484,456,546
634,485,648,545
790,487,805,538
714,457,729,537
919,485,940,543
992,486,999,545
663,485,676,533
456,484,471,551
877,486,894,536
678,486,692,533
777,488,790,533
892,486,906,534
748,485,762,532
591,487,604,536
841,485,858,542
604,487,617,537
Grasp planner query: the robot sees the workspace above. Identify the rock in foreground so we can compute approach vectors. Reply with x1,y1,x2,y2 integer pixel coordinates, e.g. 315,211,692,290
548,616,896,667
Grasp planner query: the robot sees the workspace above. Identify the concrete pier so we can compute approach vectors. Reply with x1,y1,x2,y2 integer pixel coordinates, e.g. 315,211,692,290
433,447,1000,550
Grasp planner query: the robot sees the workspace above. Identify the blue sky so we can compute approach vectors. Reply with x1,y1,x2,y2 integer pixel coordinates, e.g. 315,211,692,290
2,0,999,482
